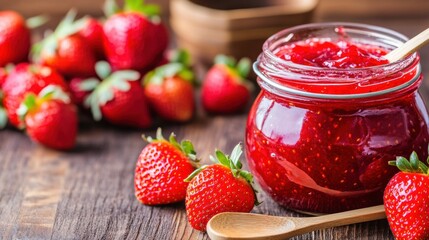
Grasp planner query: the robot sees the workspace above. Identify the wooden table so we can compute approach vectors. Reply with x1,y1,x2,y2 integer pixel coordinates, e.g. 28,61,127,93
2,4,429,240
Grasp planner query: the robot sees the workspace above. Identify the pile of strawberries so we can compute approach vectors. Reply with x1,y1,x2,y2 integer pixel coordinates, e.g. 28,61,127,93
0,0,253,150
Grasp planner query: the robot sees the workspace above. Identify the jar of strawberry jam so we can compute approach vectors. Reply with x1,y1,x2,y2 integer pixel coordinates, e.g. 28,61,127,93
246,23,429,214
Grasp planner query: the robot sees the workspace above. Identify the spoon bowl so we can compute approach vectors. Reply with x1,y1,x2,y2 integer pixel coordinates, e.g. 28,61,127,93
207,205,386,240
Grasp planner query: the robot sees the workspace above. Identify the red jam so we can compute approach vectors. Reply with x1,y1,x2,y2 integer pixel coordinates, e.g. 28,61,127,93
246,24,429,213
276,38,389,68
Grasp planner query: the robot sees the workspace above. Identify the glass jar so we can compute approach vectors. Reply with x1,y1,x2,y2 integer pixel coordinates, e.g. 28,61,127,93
245,23,429,214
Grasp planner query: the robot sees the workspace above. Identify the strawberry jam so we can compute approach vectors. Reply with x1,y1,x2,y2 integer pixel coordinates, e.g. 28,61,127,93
246,23,429,213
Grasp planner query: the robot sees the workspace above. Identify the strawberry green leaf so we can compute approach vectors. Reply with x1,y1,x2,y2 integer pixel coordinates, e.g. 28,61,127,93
230,144,243,169
26,15,49,29
236,57,251,78
38,85,70,103
0,107,7,129
145,62,195,86
95,61,112,79
124,0,160,17
420,161,429,174
169,49,191,66
79,78,100,91
16,93,37,121
103,0,120,17
396,156,412,172
215,55,236,68
98,88,114,105
215,150,230,167
85,94,102,121
410,151,419,171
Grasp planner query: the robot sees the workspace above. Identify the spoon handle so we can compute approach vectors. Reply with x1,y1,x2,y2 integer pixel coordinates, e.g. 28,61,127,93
295,205,386,233
384,27,429,62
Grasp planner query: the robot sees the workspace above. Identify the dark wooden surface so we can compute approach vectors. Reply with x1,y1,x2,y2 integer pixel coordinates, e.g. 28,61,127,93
2,1,429,239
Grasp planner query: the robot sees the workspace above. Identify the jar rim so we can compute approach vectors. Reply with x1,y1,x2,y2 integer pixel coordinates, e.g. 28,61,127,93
255,22,420,99
254,62,421,99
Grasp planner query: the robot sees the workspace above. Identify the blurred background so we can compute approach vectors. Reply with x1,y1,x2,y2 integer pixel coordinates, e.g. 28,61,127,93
3,0,429,24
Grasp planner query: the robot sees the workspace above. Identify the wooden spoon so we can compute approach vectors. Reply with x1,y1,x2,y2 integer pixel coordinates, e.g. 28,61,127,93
384,27,429,62
206,205,386,240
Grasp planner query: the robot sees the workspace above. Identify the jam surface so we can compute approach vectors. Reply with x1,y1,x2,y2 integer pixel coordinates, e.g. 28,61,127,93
247,38,429,213
275,38,389,68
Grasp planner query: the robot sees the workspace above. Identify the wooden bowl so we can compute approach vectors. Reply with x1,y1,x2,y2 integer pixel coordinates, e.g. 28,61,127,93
170,0,319,64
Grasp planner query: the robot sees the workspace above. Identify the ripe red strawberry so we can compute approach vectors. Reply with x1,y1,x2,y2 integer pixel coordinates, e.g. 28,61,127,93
17,85,78,150
79,17,105,59
384,151,429,240
0,11,31,67
103,0,168,71
144,50,195,122
83,61,152,128
185,144,259,231
135,128,199,205
201,55,253,114
34,10,97,78
2,63,69,128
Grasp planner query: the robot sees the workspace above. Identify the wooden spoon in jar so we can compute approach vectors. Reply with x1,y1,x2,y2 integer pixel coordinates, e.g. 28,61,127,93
206,205,386,240
384,27,429,62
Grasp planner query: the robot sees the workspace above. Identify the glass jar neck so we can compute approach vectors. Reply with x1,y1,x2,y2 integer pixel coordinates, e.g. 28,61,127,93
255,22,421,101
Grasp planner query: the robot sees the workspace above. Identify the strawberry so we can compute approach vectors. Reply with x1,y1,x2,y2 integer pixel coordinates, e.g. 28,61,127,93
185,144,259,231
384,150,429,240
33,10,97,78
79,17,105,59
144,50,195,122
2,63,69,128
201,55,253,114
17,85,78,150
0,11,31,67
103,0,169,71
134,128,199,205
83,61,152,128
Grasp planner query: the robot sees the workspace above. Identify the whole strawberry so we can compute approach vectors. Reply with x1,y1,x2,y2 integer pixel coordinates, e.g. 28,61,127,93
34,10,97,78
2,63,69,128
201,55,253,114
384,150,429,240
0,11,31,67
185,144,259,231
17,85,78,150
135,128,199,205
144,50,195,122
83,61,152,128
103,0,169,71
